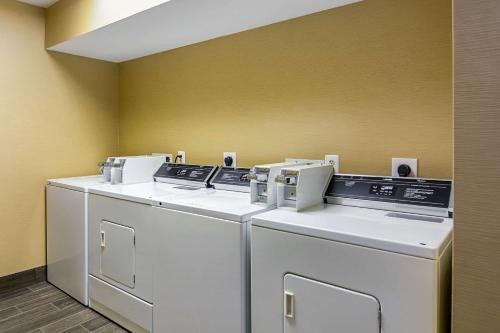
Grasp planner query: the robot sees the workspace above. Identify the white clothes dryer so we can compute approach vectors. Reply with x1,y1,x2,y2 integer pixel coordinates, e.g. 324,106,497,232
251,174,453,333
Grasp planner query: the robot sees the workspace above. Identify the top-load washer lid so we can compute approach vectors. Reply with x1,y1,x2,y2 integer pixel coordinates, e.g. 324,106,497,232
88,181,205,205
251,204,453,259
47,175,106,192
153,188,270,223
153,167,268,222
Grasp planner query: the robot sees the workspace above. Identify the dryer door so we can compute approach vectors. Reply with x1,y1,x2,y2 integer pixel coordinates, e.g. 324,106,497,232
100,220,136,288
284,274,380,333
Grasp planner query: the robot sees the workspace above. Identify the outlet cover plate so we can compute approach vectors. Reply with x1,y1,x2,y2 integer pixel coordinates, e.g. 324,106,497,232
223,152,237,168
325,155,340,172
177,151,186,164
392,158,418,177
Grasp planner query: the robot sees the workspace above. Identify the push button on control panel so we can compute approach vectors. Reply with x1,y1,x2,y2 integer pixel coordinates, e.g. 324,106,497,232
370,184,397,196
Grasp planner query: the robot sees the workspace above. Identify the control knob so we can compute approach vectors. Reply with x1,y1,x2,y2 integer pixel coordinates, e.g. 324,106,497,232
224,156,234,167
397,164,412,177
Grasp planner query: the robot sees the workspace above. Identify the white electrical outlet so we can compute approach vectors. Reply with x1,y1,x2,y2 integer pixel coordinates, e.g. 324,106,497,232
177,151,186,164
392,158,418,177
223,152,237,168
325,155,340,172
152,153,173,163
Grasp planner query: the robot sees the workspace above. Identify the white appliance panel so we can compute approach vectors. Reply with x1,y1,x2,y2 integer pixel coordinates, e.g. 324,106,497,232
152,207,247,333
46,185,87,304
89,276,152,333
88,194,152,303
251,226,448,333
252,204,453,259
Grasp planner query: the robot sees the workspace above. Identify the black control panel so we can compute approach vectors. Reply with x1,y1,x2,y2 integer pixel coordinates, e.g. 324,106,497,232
154,164,217,183
210,167,251,187
325,174,452,208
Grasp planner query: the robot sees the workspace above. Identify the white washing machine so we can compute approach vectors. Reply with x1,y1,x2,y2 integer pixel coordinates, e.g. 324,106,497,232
46,175,107,305
251,174,453,333
151,167,273,333
87,164,218,333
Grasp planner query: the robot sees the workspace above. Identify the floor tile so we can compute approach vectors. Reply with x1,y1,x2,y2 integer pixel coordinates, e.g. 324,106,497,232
0,282,129,333
0,285,59,311
40,308,98,333
17,290,66,312
28,282,52,292
53,297,78,310
0,307,20,321
0,303,58,331
61,325,90,333
81,316,110,332
94,323,128,333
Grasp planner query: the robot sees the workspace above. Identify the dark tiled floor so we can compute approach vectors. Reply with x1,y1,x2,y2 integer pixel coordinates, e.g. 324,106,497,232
0,282,128,333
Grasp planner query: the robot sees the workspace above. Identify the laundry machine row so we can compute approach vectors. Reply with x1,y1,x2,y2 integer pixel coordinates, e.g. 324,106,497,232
49,158,453,333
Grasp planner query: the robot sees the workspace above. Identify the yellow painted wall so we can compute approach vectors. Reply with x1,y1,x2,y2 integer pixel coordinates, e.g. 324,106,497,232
0,0,119,277
119,0,452,178
45,0,170,47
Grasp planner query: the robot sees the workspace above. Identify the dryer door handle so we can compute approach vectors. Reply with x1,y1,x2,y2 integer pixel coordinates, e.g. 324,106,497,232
284,291,295,319
100,231,106,248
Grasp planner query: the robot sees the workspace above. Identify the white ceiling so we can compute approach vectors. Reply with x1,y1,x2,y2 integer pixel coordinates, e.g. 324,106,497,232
48,0,362,63
17,0,59,8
